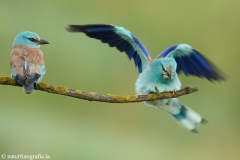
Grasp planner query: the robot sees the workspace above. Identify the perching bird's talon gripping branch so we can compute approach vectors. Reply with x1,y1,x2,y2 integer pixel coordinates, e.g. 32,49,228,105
154,86,160,94
0,76,198,102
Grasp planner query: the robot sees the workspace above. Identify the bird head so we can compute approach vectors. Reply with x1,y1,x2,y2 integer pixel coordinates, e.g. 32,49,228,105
150,57,177,82
13,31,49,48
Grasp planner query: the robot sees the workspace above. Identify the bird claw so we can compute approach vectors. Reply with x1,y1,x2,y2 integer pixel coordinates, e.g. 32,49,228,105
154,86,160,94
172,90,176,95
153,86,163,98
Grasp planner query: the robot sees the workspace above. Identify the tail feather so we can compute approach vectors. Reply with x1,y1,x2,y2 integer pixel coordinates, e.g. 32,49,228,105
171,105,206,132
13,73,40,94
23,84,34,94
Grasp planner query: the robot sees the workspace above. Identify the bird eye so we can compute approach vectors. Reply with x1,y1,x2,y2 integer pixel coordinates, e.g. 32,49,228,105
28,38,35,41
162,65,166,72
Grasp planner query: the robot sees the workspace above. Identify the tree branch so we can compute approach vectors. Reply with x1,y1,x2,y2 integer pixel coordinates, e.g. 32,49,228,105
0,76,198,103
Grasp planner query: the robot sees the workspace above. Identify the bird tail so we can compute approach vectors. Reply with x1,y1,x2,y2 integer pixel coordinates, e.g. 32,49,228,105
171,105,207,133
13,73,40,94
23,84,34,94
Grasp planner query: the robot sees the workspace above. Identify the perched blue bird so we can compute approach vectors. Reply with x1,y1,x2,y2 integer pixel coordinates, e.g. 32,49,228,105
10,31,49,94
66,24,225,132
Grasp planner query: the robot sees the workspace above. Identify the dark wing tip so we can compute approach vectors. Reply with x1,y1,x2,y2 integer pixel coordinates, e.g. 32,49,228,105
208,69,227,82
192,49,227,82
191,129,199,133
203,64,227,82
201,118,208,125
65,25,85,32
208,65,227,82
65,24,114,33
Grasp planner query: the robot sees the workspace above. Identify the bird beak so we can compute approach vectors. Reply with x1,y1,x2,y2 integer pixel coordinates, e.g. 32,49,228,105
38,39,50,45
167,72,172,79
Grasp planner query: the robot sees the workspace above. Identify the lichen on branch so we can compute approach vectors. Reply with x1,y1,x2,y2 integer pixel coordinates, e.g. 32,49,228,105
0,76,198,103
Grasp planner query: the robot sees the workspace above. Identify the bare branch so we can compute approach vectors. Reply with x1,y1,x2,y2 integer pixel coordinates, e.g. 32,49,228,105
0,76,198,103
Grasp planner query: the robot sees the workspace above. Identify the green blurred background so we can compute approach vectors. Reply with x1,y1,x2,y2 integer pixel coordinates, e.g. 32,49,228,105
0,0,240,160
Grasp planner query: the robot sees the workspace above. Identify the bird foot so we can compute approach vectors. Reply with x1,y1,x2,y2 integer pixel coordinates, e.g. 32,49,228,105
172,90,176,95
154,86,163,97
154,86,160,94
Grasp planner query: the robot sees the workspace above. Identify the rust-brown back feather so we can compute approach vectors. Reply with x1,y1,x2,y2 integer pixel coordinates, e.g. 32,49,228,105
10,45,45,76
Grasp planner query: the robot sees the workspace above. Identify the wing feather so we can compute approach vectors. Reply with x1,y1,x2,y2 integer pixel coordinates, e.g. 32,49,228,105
66,24,151,73
157,44,225,81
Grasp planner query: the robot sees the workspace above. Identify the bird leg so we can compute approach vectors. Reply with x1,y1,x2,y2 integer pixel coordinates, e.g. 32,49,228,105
154,86,176,96
172,90,177,95
149,86,163,98
154,86,160,94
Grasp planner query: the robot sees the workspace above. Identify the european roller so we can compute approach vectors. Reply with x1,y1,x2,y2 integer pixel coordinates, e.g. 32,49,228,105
10,31,49,94
66,24,225,132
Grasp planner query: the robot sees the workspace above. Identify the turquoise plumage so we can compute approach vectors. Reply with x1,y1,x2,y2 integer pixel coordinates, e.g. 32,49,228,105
66,24,225,132
10,31,49,94
135,56,205,132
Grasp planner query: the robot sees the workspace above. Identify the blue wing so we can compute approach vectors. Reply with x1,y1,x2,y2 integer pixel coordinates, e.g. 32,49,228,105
66,24,152,73
36,64,45,83
157,44,225,81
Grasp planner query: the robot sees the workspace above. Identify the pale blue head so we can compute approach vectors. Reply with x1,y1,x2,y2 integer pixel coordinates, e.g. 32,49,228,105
150,57,177,83
13,31,49,48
